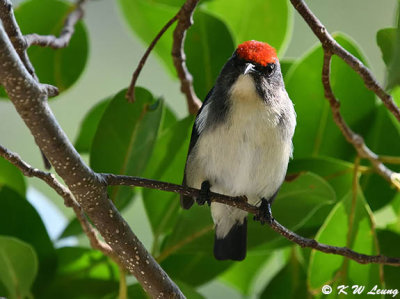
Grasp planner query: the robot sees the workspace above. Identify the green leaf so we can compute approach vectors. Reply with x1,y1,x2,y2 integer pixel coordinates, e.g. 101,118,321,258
118,0,177,74
40,278,118,299
90,87,164,209
260,250,308,299
55,247,119,280
273,172,335,230
377,28,396,66
118,0,237,93
58,218,81,239
376,3,400,89
221,248,290,296
0,157,26,196
0,86,7,98
288,157,354,229
75,97,112,153
160,252,233,287
361,104,400,210
308,189,381,292
286,34,376,161
0,236,38,299
41,247,119,299
126,284,147,299
248,172,335,248
387,193,400,233
185,11,235,100
176,280,205,299
221,251,273,295
142,116,192,242
392,85,400,106
0,187,56,295
288,157,354,200
377,230,400,291
202,0,292,54
104,281,205,299
153,0,185,6
280,59,295,78
125,280,206,299
159,172,334,259
159,204,214,255
14,0,88,93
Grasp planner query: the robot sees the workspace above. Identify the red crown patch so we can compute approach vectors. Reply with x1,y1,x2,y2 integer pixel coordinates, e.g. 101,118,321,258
236,40,277,66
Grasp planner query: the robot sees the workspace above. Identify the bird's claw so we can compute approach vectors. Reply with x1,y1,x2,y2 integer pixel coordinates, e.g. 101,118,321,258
253,198,273,225
197,181,211,206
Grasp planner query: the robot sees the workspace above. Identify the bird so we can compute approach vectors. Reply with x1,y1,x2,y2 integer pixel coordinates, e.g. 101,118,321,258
180,40,296,261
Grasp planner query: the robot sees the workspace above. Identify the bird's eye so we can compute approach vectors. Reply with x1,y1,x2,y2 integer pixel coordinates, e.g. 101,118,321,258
254,63,276,77
265,63,276,76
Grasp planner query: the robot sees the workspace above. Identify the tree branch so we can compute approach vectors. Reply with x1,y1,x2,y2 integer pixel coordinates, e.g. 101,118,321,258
321,53,399,188
0,22,184,298
290,0,400,122
24,0,89,49
102,173,400,266
0,144,121,263
172,0,202,115
126,0,202,113
126,15,178,102
290,0,400,190
0,0,35,79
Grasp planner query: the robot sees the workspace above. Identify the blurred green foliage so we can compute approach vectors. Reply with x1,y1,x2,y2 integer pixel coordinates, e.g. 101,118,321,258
1,0,400,298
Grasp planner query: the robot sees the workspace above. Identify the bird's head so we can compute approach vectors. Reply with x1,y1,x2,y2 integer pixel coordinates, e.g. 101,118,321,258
235,40,278,75
214,40,284,102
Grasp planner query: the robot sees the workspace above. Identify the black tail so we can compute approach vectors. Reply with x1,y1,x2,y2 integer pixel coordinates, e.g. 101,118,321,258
214,218,247,261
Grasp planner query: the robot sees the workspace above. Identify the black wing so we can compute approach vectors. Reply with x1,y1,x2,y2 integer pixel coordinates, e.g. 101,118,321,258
180,88,214,209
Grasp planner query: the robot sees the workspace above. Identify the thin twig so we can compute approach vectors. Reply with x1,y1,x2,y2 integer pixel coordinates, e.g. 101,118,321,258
379,155,400,165
0,0,37,80
126,15,179,102
322,52,400,188
102,173,400,266
0,0,88,80
25,0,89,49
0,144,121,264
290,0,400,122
126,0,202,112
172,0,202,114
289,0,400,190
156,224,213,263
118,267,127,299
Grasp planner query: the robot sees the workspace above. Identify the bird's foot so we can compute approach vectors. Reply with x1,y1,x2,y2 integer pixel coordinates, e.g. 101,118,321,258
197,181,211,206
253,198,274,225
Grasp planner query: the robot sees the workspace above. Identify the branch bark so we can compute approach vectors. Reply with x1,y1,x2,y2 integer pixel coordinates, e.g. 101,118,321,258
126,0,202,114
102,173,400,266
0,144,120,263
126,15,178,102
0,23,184,298
0,0,36,79
290,0,400,122
24,0,89,49
290,0,400,190
321,53,399,187
171,0,202,115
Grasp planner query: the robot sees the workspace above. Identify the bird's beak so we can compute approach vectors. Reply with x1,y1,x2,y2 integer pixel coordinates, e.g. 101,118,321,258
243,63,254,75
